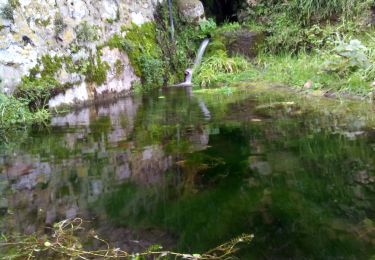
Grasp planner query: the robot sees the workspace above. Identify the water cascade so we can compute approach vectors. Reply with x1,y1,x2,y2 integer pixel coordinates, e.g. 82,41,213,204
172,38,210,87
193,38,210,70
168,0,175,41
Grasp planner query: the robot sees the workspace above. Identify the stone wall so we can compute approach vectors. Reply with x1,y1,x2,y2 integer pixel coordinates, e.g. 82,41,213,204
0,0,162,107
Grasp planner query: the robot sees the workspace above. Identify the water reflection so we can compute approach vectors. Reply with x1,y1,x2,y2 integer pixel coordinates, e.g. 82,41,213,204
0,87,374,258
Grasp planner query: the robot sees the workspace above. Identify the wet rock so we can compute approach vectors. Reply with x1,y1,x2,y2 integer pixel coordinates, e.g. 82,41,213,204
177,0,205,24
221,29,264,58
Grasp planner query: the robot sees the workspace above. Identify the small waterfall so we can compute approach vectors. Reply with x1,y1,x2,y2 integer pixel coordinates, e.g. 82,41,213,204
172,38,210,87
167,0,175,41
193,38,210,70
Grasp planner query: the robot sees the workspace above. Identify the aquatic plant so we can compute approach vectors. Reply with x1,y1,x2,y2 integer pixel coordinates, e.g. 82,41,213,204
0,218,253,259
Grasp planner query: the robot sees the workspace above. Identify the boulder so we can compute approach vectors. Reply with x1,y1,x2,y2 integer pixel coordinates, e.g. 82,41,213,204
177,0,205,24
221,29,264,58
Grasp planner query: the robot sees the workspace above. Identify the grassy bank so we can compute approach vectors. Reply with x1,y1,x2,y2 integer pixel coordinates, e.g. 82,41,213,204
193,0,375,98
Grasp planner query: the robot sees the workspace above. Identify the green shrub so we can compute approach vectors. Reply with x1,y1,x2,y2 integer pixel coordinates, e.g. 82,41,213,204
199,18,217,36
194,50,249,87
0,93,31,125
15,76,61,110
324,38,370,76
0,93,50,128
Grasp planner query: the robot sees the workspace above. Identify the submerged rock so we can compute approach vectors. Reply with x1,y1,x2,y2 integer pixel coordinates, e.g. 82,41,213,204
177,0,205,24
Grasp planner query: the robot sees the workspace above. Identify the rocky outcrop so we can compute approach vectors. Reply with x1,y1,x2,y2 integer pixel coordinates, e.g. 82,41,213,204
0,0,162,107
177,0,205,24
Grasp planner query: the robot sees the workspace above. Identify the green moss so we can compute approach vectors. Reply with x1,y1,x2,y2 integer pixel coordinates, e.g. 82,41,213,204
122,22,162,76
54,13,66,36
35,18,50,27
14,54,72,110
75,21,98,43
81,54,110,85
114,59,124,78
106,33,128,52
106,22,165,89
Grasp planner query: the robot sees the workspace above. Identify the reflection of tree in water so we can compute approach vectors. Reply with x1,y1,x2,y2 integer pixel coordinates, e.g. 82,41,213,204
100,103,375,258
0,90,374,258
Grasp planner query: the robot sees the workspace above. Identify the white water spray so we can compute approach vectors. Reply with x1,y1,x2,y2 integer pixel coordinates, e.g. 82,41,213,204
193,38,210,70
173,38,210,87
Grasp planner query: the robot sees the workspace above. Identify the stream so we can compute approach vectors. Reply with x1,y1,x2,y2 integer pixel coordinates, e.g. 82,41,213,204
0,86,374,258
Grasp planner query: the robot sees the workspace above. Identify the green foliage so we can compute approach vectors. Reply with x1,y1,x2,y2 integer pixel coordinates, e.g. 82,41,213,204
106,33,128,51
242,0,373,54
75,21,98,43
122,23,162,75
199,18,217,35
81,54,110,85
0,93,49,128
243,0,372,25
0,93,31,125
194,51,249,87
324,38,370,76
16,76,61,110
39,55,64,78
108,22,166,89
289,0,370,24
35,17,50,27
14,55,69,110
153,1,211,85
250,51,373,95
114,59,123,78
54,13,66,36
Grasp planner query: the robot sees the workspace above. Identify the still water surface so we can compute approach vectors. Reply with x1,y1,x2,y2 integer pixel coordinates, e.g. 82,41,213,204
0,87,374,258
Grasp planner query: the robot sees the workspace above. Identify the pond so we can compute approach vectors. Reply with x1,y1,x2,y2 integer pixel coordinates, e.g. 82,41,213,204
0,86,374,258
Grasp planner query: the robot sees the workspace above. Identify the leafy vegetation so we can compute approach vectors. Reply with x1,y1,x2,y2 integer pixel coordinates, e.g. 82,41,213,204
0,93,49,128
80,53,110,85
188,0,375,97
194,50,249,87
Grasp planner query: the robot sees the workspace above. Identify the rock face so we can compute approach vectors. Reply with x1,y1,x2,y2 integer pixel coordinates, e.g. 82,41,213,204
221,29,264,58
177,0,205,24
0,0,162,107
